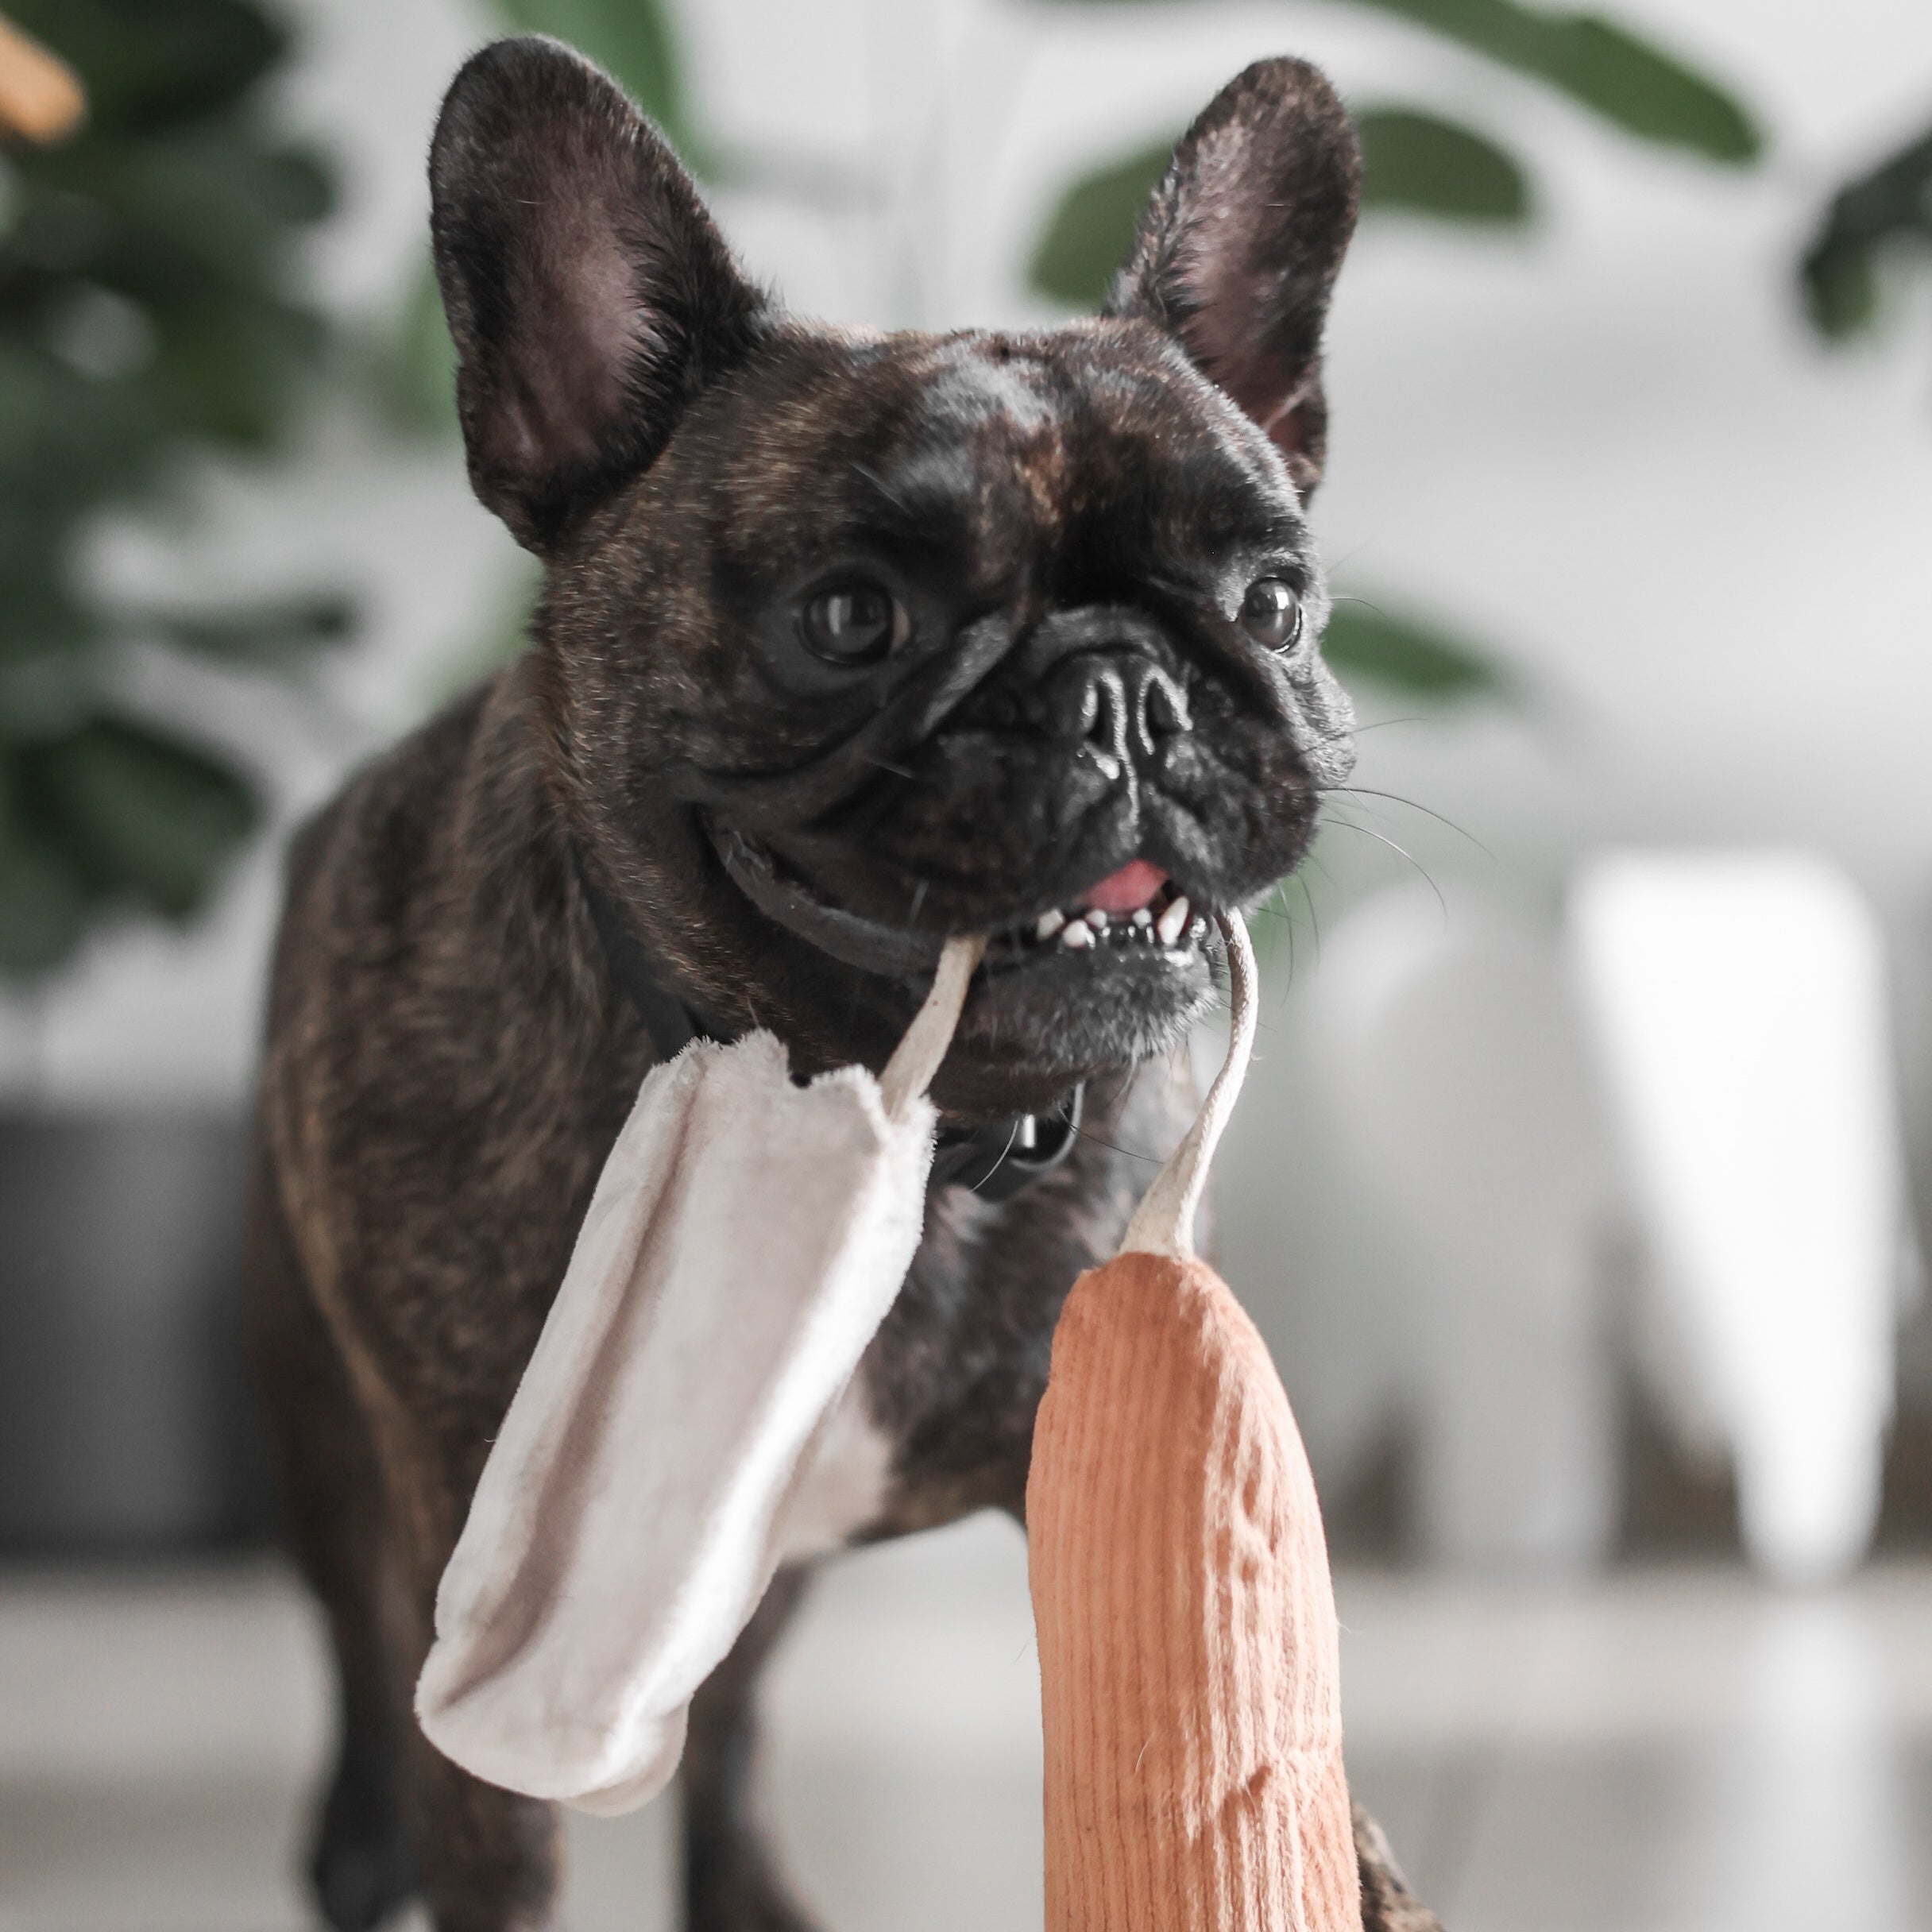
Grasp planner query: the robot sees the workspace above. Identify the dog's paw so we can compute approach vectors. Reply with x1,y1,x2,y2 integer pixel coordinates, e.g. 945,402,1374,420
686,1853,821,1932
308,1745,418,1932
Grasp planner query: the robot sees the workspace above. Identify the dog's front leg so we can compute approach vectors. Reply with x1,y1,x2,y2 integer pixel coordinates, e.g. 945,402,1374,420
397,1722,563,1932
375,1421,569,1932
682,1566,820,1932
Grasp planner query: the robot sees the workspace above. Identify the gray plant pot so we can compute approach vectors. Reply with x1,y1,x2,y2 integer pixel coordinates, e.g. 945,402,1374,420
0,1108,270,1553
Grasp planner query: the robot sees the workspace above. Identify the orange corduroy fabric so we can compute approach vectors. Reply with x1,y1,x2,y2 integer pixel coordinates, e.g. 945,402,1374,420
1028,1251,1362,1932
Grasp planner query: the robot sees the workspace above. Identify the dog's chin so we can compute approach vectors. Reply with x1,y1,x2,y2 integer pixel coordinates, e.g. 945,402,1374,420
961,944,1215,1088
708,821,1215,1111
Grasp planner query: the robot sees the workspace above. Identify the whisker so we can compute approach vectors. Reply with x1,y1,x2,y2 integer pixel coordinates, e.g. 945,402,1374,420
1324,591,1395,618
1071,1122,1162,1165
1304,713,1429,745
1297,871,1323,968
1321,785,1493,857
1298,844,1340,897
1323,815,1449,924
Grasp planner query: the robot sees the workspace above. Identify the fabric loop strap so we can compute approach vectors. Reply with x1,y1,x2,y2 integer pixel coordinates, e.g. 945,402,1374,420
1119,908,1256,1260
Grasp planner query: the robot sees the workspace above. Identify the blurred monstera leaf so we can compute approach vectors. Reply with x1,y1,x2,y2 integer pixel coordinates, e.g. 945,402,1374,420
142,590,357,666
1030,1,1758,304
1350,0,1759,162
0,0,350,981
1037,0,1760,163
1027,137,1169,310
1800,121,1932,343
1357,107,1528,222
489,0,693,159
1321,602,1513,703
25,716,260,919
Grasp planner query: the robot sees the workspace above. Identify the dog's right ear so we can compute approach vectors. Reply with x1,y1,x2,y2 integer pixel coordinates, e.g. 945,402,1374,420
430,37,765,553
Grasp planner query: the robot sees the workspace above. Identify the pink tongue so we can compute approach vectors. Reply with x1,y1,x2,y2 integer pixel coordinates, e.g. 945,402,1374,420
1080,860,1169,917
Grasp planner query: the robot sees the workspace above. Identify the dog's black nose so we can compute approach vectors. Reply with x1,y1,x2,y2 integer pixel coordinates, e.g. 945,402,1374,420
1039,654,1192,774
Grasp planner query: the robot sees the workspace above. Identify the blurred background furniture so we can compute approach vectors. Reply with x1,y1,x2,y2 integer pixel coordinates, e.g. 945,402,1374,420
1572,850,1911,1584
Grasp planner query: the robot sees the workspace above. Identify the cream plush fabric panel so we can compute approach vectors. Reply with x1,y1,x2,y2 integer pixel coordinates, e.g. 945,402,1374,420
415,1030,935,1814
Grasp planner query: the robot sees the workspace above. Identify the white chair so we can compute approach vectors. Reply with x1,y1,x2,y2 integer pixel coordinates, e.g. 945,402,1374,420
1571,851,1907,1583
1292,883,1621,1571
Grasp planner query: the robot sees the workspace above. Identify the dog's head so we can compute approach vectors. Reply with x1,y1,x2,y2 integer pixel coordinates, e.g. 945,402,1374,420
431,37,1359,1116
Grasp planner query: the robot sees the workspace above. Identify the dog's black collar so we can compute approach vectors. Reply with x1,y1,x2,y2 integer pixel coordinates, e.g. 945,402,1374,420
574,848,706,1060
571,847,1082,1203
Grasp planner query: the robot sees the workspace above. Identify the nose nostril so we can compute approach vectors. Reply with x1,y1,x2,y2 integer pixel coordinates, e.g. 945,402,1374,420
1084,669,1127,779
1035,654,1184,773
1086,673,1123,743
1131,665,1191,758
1144,670,1190,738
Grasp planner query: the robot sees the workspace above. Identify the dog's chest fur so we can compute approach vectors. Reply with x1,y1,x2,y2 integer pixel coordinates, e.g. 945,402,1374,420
261,656,1191,1543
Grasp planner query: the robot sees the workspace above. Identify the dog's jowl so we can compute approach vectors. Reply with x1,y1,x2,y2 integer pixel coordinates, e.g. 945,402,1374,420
244,34,1439,1932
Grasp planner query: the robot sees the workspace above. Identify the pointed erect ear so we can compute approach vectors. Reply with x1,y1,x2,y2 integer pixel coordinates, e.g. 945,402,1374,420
429,37,766,552
1105,59,1362,498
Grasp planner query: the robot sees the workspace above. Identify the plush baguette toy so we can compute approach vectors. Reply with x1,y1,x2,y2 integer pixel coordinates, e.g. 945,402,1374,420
1028,912,1362,1932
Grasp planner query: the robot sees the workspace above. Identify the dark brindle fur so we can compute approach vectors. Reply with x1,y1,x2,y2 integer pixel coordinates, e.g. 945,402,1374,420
245,35,1441,1932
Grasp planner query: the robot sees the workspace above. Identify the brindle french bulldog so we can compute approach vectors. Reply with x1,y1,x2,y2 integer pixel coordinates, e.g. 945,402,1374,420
244,34,1439,1932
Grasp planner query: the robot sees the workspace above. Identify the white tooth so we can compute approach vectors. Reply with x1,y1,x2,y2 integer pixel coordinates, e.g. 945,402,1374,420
1091,751,1122,782
1060,918,1095,950
1036,909,1066,940
1156,895,1190,946
1130,907,1152,927
1085,907,1109,929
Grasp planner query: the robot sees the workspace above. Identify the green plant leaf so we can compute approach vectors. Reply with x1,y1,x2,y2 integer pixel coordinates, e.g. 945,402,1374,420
1032,0,1760,162
1802,242,1881,342
1358,106,1531,222
1799,122,1932,342
14,0,286,137
0,638,106,737
1026,137,1169,308
370,255,461,440
141,592,357,665
1322,601,1512,701
485,0,697,163
0,820,93,980
1350,2,1760,163
26,716,260,918
0,0,345,976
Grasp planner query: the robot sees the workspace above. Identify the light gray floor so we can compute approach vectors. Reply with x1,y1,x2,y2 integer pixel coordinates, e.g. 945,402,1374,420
3,1517,1930,1931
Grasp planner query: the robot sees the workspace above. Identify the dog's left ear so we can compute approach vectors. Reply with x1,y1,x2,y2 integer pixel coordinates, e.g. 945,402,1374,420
1106,60,1361,497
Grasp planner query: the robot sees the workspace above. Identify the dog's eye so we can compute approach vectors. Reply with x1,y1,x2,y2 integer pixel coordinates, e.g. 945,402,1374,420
800,581,904,665
1239,577,1302,651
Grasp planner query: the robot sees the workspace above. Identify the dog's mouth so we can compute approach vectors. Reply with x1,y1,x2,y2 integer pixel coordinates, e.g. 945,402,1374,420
710,817,1213,1004
990,860,1210,968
